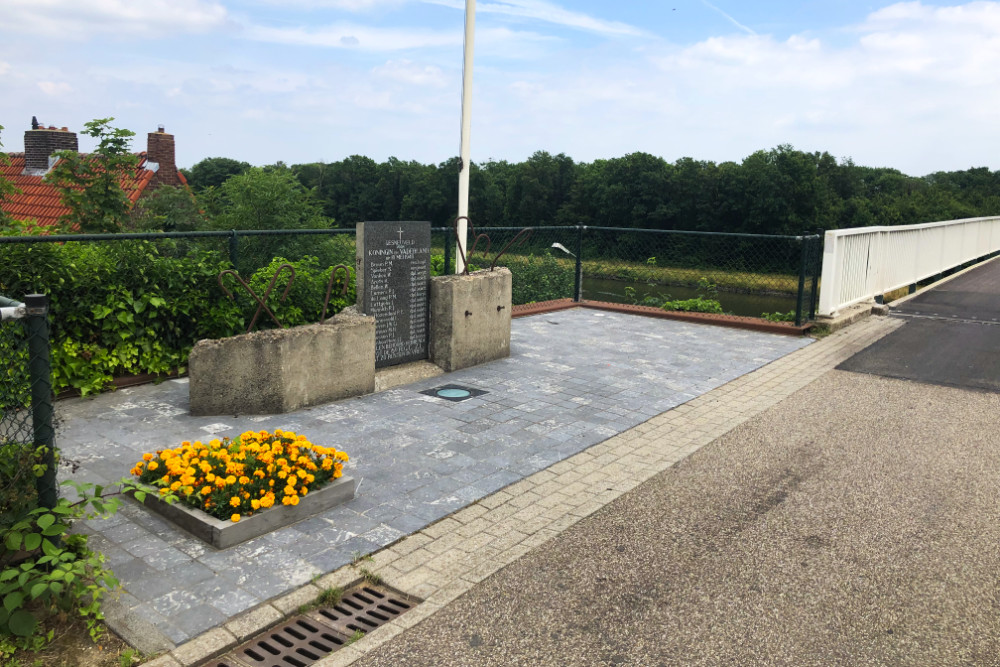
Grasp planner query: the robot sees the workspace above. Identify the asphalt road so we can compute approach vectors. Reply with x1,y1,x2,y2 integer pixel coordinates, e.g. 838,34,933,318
356,370,1000,666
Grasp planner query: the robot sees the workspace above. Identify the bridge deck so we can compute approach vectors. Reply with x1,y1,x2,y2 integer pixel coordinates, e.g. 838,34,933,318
838,256,1000,392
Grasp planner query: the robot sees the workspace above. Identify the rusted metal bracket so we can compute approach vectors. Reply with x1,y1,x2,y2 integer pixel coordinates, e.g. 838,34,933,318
321,264,352,322
218,264,295,333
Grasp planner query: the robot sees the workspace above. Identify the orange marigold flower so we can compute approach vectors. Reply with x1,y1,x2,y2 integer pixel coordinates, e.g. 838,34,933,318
230,496,241,507
201,486,212,496
148,461,159,471
142,453,154,462
231,513,240,523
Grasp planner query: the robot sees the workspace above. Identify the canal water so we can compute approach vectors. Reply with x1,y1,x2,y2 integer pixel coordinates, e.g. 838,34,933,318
582,277,798,318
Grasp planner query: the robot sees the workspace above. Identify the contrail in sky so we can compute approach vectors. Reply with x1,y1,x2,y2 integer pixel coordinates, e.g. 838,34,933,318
699,0,757,35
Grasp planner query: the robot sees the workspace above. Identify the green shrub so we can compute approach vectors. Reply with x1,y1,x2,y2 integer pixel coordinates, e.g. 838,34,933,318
0,467,167,655
0,241,244,395
495,252,574,305
246,256,356,327
661,297,724,314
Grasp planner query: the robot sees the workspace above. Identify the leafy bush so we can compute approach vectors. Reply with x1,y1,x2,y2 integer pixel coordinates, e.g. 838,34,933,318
495,252,574,304
0,241,244,395
245,256,356,327
1,469,165,654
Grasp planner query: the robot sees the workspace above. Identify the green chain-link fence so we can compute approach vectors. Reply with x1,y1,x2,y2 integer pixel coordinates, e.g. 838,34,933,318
0,224,820,397
0,295,56,528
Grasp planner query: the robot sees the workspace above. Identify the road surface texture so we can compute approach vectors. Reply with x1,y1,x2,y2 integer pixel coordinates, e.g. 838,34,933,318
354,368,1000,666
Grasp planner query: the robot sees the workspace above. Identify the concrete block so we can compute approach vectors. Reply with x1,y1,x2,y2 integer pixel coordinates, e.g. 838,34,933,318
429,269,512,372
189,307,375,415
225,604,283,641
135,476,356,549
170,627,235,667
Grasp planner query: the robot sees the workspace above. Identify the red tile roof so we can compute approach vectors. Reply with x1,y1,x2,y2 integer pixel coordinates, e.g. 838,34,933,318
0,152,169,229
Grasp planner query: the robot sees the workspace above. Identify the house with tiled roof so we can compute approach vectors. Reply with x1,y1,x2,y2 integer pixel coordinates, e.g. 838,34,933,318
0,120,188,229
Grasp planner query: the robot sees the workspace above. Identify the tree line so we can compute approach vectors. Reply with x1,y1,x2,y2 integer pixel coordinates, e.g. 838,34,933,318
184,146,1000,236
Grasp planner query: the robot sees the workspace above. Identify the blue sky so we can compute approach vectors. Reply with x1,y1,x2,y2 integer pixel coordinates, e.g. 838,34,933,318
1,1,997,175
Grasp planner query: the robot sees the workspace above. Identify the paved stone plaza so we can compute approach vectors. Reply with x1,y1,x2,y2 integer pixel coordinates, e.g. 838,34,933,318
57,309,811,649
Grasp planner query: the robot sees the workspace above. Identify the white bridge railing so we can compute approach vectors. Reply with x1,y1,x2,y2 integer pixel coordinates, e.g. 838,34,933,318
819,216,1000,316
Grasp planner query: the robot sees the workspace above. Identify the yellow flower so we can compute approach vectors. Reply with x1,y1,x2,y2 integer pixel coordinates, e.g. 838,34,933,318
289,495,300,506
300,486,308,495
231,513,240,523
148,461,159,471
142,453,154,462
206,473,215,482
170,481,182,491
225,475,237,485
230,496,240,507
251,499,261,510
201,486,212,496
287,475,298,486
239,476,250,485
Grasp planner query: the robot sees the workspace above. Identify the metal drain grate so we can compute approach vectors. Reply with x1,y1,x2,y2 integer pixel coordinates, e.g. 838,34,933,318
307,586,413,636
204,584,417,667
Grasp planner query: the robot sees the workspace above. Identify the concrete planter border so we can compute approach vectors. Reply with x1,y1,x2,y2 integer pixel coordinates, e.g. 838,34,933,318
134,476,357,549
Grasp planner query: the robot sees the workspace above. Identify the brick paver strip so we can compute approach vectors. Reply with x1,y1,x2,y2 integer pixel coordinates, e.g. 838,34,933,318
302,316,900,667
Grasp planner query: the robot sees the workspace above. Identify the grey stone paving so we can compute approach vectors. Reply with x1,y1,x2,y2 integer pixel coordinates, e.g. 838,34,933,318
57,309,811,646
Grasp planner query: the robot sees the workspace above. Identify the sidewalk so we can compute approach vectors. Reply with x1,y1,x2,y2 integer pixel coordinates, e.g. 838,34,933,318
57,307,810,653
305,317,911,666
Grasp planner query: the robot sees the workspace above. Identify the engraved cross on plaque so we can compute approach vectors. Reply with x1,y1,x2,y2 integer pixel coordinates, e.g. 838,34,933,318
397,227,405,242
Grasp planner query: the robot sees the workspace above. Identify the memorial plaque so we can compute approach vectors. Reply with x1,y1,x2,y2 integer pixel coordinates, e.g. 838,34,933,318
356,221,431,368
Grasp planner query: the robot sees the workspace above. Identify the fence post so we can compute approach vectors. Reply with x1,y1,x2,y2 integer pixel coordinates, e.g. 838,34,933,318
24,294,56,510
573,225,584,302
444,230,452,276
808,233,822,321
795,237,809,326
228,230,239,270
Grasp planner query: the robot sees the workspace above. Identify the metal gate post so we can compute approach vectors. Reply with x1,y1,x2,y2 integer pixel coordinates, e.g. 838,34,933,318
795,237,809,327
573,225,584,302
24,294,56,509
444,231,452,276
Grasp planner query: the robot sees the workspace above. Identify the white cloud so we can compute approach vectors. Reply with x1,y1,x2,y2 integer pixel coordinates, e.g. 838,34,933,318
37,81,73,96
254,0,407,9
372,59,448,87
244,22,461,50
0,62,10,76
423,0,645,37
2,0,229,38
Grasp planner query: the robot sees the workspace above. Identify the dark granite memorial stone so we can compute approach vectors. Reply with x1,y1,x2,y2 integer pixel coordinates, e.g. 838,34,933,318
356,221,431,368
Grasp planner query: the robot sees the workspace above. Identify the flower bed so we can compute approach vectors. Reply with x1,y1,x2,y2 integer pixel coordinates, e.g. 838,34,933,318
131,429,349,523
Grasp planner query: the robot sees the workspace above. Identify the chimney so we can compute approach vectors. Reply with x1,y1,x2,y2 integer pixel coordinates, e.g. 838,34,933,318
146,126,181,188
23,120,78,174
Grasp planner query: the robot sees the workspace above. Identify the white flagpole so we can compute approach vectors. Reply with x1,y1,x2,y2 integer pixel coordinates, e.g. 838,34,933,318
456,0,476,274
